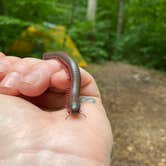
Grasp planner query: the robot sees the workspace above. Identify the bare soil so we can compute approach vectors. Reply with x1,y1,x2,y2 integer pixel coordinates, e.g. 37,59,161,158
88,62,166,166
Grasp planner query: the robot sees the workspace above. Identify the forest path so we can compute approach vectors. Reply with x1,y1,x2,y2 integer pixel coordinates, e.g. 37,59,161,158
88,62,166,166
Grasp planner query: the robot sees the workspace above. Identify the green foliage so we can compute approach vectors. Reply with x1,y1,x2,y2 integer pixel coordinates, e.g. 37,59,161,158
112,0,166,70
0,16,30,52
0,0,166,70
69,0,113,62
1,0,56,23
70,21,109,62
0,0,58,53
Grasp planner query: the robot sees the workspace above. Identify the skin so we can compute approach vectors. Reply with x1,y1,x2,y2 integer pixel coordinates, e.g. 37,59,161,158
0,52,113,166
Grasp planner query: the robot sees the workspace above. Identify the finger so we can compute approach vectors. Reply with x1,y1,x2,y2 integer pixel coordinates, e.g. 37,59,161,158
0,63,8,80
50,69,70,89
0,56,20,65
50,67,101,98
0,52,6,57
13,57,55,78
79,68,101,98
0,56,21,80
0,56,42,96
19,63,50,96
19,60,61,97
0,56,22,95
0,57,61,97
0,72,21,95
21,57,42,67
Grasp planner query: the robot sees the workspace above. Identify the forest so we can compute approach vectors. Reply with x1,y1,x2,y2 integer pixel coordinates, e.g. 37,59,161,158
0,0,166,70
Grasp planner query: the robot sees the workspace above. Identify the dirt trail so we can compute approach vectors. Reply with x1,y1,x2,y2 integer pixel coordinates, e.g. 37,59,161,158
88,62,166,166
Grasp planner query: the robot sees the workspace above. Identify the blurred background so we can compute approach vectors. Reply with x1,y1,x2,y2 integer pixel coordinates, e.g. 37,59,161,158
0,0,166,165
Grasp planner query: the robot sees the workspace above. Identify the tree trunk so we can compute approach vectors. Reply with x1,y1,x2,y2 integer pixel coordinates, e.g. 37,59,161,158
86,0,97,22
117,0,124,38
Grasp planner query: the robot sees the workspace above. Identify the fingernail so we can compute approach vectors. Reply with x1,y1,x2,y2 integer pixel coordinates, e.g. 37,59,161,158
1,72,20,87
22,70,41,84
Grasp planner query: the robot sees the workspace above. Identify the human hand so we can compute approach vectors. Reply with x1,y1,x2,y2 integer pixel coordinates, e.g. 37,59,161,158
0,52,113,166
